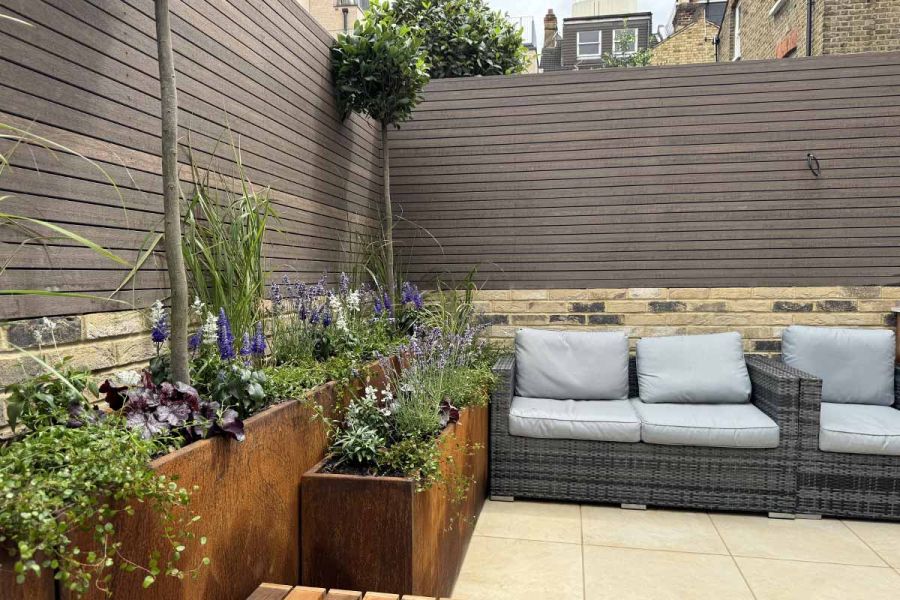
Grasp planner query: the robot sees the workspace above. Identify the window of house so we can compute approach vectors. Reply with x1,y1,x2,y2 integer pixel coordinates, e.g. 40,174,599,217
732,3,742,60
613,28,639,56
577,30,602,58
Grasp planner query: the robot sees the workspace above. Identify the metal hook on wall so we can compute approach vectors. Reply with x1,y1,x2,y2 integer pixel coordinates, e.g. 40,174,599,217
806,153,821,177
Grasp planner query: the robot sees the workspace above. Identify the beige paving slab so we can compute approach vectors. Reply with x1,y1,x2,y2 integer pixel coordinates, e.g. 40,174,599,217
452,535,583,600
843,519,900,568
581,505,729,554
711,513,886,566
736,556,900,600
473,499,581,544
583,545,754,600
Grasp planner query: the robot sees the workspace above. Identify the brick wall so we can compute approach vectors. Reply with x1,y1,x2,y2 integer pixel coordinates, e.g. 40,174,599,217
474,286,900,353
718,0,900,61
651,19,718,65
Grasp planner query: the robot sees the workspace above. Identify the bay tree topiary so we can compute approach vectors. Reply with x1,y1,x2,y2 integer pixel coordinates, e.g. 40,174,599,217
392,0,529,79
332,0,430,298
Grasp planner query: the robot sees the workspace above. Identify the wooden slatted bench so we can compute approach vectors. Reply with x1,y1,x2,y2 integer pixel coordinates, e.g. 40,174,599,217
247,583,463,600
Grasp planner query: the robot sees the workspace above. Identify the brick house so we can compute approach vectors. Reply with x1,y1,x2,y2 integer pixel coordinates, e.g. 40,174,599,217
718,0,900,62
541,9,654,71
651,0,726,65
296,0,368,37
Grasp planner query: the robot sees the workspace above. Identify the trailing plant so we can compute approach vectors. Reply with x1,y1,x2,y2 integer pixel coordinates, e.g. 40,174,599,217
4,359,99,433
182,135,275,340
332,0,430,298
262,355,355,401
392,0,529,79
0,419,205,596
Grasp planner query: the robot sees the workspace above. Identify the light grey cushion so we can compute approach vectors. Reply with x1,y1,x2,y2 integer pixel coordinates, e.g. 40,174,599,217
819,403,900,455
515,329,629,401
632,400,779,448
782,326,896,406
509,396,641,442
636,332,751,404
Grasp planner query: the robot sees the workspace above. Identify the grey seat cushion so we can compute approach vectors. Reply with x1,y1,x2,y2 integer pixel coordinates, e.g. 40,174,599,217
632,400,779,448
782,326,896,406
509,396,641,442
819,403,900,456
515,328,629,400
636,332,751,404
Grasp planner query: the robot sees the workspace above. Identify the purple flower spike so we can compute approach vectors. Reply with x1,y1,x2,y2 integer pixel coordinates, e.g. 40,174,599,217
217,308,235,360
151,316,169,344
383,292,394,316
322,308,333,327
188,329,202,352
339,272,350,295
251,322,267,356
240,332,252,357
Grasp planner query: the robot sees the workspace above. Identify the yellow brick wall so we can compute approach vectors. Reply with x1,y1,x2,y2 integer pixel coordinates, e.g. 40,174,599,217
475,286,900,353
650,20,718,66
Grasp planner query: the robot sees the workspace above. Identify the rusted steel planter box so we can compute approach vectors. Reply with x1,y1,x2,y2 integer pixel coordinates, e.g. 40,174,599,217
300,404,488,598
1,362,390,600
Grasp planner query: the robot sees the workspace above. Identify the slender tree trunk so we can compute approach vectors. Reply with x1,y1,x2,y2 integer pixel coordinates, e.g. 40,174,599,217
381,120,396,298
155,0,190,384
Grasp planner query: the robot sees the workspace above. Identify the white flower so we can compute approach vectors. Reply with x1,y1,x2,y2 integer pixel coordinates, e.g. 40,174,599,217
150,300,165,325
111,370,141,387
32,329,44,345
41,317,58,332
347,290,361,313
191,296,206,317
202,312,218,346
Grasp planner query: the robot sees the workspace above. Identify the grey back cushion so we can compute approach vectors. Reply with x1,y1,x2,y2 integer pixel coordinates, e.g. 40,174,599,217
637,332,751,403
782,326,895,405
515,329,629,400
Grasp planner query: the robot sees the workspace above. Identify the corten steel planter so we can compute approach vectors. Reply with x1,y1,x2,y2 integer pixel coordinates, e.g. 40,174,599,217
0,361,390,600
300,404,489,598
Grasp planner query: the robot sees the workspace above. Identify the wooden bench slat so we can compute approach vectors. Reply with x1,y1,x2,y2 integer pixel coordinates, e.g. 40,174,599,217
325,590,364,600
362,593,400,600
247,583,294,600
285,586,328,600
401,596,437,600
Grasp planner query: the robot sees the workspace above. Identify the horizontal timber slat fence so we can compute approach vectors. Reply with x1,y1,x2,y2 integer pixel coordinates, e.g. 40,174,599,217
389,52,900,289
0,0,382,320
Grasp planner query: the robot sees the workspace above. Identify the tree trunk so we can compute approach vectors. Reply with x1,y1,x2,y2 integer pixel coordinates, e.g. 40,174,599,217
381,120,396,298
155,0,190,384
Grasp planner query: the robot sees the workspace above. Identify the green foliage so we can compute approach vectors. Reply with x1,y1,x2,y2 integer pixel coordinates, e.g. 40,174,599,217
597,25,652,68
379,436,441,488
0,420,203,596
418,269,479,338
4,359,97,432
331,0,430,126
182,135,275,340
443,364,495,409
210,363,268,419
262,355,355,401
329,386,391,468
392,0,529,79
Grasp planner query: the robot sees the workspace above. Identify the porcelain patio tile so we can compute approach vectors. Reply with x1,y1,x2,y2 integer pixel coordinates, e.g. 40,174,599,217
842,519,900,568
581,505,729,554
736,557,900,600
472,499,582,544
452,535,583,600
583,545,754,600
710,514,886,566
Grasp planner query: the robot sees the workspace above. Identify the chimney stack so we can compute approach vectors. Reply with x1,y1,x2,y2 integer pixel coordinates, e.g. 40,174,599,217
543,9,558,49
673,0,703,30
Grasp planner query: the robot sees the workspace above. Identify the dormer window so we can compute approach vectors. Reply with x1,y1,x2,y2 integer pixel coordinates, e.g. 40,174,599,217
613,28,639,56
577,30,602,58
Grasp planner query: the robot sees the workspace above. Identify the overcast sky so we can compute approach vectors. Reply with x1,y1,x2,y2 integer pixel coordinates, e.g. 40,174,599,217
487,0,674,48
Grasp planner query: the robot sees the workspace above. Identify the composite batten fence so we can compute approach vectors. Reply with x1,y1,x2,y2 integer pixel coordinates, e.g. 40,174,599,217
0,0,383,321
389,52,900,289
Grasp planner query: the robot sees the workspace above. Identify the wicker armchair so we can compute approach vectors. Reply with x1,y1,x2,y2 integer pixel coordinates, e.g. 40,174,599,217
490,354,803,515
781,361,900,520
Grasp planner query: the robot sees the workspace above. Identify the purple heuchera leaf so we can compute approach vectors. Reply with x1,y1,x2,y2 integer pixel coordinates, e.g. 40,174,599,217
215,408,245,442
99,379,128,411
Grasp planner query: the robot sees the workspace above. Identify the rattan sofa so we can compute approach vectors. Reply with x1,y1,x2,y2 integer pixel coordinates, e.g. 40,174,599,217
772,326,900,520
490,352,804,516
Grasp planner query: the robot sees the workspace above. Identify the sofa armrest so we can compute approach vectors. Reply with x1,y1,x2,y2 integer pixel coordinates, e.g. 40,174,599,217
491,354,516,437
751,356,823,454
894,365,900,410
745,355,801,427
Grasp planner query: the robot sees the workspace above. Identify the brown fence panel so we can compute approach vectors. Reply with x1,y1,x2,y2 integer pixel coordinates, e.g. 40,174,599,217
390,52,900,289
0,0,382,320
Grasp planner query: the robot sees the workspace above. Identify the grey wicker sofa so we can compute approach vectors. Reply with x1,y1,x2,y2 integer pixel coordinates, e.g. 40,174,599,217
490,330,803,516
775,326,900,520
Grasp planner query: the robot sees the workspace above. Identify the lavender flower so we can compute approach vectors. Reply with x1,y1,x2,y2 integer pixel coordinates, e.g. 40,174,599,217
150,300,169,347
322,308,333,327
339,272,351,295
270,282,282,313
251,322,267,356
383,292,394,317
374,295,384,316
188,329,202,352
217,308,235,360
240,332,252,358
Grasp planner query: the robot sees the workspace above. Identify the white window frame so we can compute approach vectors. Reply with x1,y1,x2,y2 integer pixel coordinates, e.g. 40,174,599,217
576,30,602,58
612,28,639,56
732,3,742,61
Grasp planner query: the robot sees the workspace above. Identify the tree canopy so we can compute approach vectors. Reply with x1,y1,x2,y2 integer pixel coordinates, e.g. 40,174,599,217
331,0,430,126
392,0,529,79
